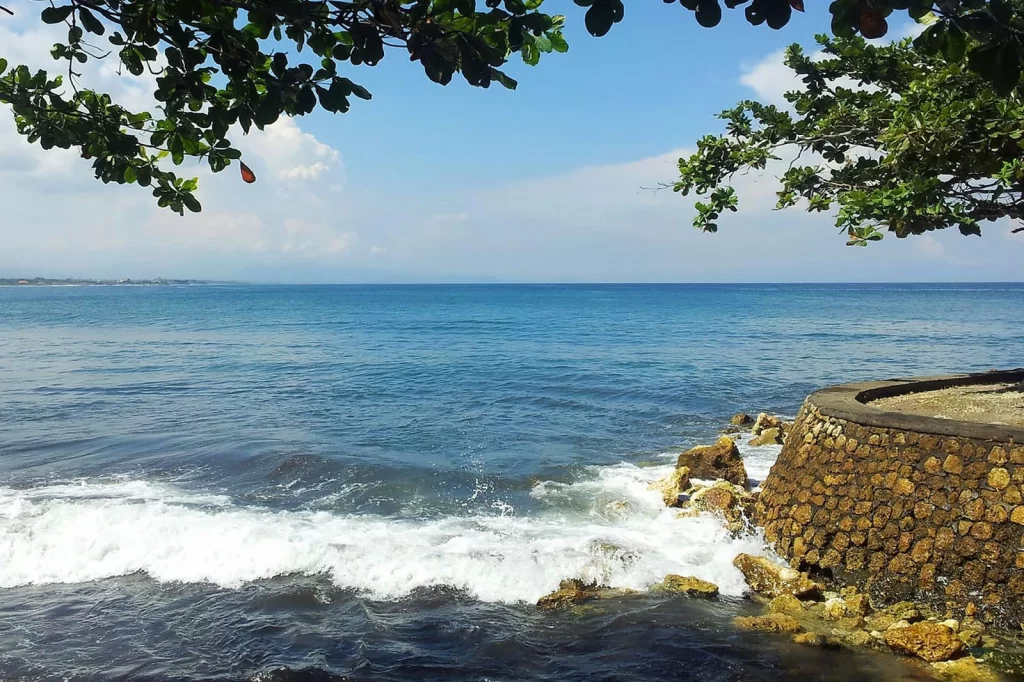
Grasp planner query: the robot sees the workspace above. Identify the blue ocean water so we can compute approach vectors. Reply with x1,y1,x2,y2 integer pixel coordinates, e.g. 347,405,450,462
0,283,1021,681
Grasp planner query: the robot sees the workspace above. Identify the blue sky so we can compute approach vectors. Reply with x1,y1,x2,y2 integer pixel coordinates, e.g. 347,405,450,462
0,1,1021,282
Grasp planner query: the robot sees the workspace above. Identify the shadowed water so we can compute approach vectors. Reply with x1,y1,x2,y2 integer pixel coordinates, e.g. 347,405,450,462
1,283,1022,681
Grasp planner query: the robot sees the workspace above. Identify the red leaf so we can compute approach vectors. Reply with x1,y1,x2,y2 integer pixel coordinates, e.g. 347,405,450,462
790,0,804,12
240,161,257,184
858,7,887,38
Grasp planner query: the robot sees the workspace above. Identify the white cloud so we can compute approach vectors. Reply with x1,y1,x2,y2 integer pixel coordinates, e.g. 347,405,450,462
740,49,800,106
0,6,1020,283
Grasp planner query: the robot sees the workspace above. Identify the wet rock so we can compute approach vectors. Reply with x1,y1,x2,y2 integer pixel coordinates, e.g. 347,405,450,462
768,594,805,616
958,629,982,648
838,630,874,648
720,426,742,435
792,632,842,649
730,413,755,426
653,574,719,598
884,621,965,662
648,466,691,507
676,437,748,488
537,579,601,610
733,553,824,600
752,413,783,436
748,427,784,447
734,613,804,634
689,481,752,520
930,658,1001,682
823,598,847,621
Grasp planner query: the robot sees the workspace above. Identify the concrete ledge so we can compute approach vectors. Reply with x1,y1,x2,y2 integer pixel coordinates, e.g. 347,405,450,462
809,369,1024,443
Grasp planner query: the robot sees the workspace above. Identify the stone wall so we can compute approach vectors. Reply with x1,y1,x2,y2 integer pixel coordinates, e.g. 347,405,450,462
753,370,1024,630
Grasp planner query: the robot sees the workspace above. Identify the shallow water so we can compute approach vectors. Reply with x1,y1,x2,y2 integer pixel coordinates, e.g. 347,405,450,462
1,283,1022,681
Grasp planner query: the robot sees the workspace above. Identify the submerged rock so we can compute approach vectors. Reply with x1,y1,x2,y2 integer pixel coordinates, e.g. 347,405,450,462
537,579,601,610
931,658,1001,682
768,594,805,616
652,574,719,598
748,427,784,447
730,413,755,426
676,437,748,488
733,553,823,600
648,466,691,507
883,621,965,662
734,613,804,634
792,632,842,649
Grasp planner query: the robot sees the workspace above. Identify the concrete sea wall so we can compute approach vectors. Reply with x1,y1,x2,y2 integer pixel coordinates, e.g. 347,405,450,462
753,370,1024,629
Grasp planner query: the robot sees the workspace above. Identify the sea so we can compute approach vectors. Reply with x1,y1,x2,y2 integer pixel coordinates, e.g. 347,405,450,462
1,283,1022,682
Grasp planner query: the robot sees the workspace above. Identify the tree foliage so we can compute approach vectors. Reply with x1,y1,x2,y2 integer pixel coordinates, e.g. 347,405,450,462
675,34,1024,244
0,0,1020,213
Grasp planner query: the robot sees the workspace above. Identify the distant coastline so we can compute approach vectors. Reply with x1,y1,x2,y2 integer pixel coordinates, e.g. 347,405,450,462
0,278,222,287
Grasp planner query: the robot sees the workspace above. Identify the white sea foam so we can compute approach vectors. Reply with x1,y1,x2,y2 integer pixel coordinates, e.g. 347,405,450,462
0,447,779,603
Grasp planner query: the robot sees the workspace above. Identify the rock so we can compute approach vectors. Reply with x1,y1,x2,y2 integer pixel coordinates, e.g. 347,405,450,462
676,437,748,488
537,579,600,610
884,621,965,662
748,427,784,447
653,574,719,598
823,597,847,621
720,426,742,435
844,593,871,616
838,630,874,648
730,413,755,426
734,613,804,634
958,629,982,648
648,466,691,507
732,553,824,600
689,480,753,523
752,413,783,436
768,594,805,616
931,658,1002,682
792,632,842,649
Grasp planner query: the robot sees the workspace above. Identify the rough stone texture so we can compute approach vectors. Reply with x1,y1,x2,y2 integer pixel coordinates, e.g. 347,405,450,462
930,658,1002,682
883,622,965,662
768,593,805,616
653,574,720,598
733,613,803,634
754,374,1024,631
648,466,691,508
536,579,600,610
753,413,783,436
733,553,823,600
749,427,784,447
731,413,755,426
677,437,748,487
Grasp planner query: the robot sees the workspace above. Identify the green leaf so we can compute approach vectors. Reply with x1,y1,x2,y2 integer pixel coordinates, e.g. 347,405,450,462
79,7,105,35
41,5,73,24
124,165,137,183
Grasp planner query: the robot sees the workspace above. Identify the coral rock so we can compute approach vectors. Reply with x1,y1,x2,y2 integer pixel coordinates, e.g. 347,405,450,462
677,437,748,488
792,632,842,649
730,413,755,426
883,621,965,662
648,466,691,507
752,413,783,436
748,427,784,447
733,553,823,600
653,574,719,598
734,613,803,634
768,594,805,616
537,579,600,610
930,658,1002,682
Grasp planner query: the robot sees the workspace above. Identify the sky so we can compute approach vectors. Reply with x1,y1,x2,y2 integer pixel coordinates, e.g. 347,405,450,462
0,1,1021,283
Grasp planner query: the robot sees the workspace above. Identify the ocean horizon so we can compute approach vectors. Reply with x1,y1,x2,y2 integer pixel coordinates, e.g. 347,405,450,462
2,282,1022,681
